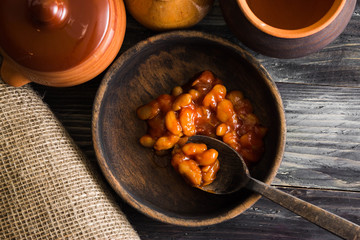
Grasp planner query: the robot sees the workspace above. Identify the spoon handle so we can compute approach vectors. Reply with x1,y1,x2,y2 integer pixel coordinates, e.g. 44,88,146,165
246,177,360,240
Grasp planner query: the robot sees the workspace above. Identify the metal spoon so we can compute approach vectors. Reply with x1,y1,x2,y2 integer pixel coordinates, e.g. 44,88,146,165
188,135,360,240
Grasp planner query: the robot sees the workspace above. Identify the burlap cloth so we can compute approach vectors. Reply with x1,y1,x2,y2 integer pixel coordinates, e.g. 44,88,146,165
0,79,140,239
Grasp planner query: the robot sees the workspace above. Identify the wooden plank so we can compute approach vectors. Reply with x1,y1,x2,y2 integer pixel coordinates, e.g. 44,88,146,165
122,187,360,240
273,83,360,191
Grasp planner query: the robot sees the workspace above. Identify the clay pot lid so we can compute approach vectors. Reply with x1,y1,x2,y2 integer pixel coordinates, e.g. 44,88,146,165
0,0,112,72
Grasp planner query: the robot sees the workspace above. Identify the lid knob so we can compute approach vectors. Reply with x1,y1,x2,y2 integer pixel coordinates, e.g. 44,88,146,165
28,0,68,29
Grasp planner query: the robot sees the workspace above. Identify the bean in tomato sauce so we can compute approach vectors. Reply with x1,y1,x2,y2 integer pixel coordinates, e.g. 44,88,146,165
137,70,267,186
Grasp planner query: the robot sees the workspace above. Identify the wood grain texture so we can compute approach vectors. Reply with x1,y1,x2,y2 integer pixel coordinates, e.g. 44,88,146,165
30,1,360,239
247,179,360,239
274,83,360,191
123,187,360,240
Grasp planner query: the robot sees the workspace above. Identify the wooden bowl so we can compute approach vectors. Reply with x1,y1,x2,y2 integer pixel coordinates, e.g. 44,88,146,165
220,0,356,58
92,31,286,226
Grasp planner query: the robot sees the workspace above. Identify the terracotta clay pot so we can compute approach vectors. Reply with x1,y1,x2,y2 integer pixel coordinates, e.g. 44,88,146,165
0,0,126,87
220,0,356,58
124,0,214,31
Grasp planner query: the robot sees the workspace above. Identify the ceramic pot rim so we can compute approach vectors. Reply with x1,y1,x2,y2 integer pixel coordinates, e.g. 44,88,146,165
237,0,345,39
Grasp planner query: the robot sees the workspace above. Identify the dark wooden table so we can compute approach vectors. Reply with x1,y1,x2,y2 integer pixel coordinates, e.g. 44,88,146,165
33,2,360,239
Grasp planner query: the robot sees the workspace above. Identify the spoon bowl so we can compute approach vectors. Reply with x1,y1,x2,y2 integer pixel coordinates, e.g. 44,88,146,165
189,135,360,239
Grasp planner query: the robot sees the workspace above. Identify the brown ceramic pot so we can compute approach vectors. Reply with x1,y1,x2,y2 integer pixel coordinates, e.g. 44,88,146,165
220,0,356,58
124,0,214,31
0,0,126,87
